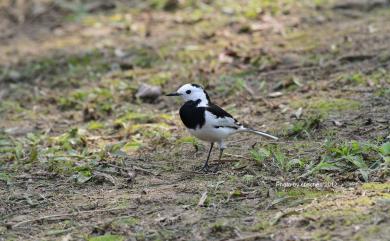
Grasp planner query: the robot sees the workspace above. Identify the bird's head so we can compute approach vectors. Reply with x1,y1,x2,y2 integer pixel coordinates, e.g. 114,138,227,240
166,83,210,106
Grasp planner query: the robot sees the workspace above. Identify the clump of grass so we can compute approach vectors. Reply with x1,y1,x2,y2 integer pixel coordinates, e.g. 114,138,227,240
111,217,140,230
341,72,365,85
114,111,155,128
148,71,172,86
82,88,114,120
176,136,200,151
0,101,25,115
215,74,246,96
272,145,294,172
286,114,322,138
242,174,256,185
304,140,389,181
251,144,303,172
1,130,97,181
209,220,236,239
50,128,87,151
126,47,162,68
340,69,390,87
58,90,88,110
0,133,21,163
250,147,271,165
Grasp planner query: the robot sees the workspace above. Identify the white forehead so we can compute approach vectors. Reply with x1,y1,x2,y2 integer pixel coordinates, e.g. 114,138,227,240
177,84,203,92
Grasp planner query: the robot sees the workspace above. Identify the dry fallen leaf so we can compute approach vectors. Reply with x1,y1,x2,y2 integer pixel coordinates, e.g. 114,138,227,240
268,91,283,98
292,107,303,119
278,104,290,113
332,120,343,127
218,52,234,63
61,234,72,241
218,48,238,64
93,171,117,186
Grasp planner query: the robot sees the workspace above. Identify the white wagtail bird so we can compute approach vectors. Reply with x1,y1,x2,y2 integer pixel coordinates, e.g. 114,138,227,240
166,83,278,172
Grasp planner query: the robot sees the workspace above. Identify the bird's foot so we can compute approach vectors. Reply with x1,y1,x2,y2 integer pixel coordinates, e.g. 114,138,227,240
200,163,210,173
198,163,219,173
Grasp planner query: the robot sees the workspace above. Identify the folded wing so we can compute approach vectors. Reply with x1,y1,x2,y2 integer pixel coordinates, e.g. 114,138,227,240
206,103,242,129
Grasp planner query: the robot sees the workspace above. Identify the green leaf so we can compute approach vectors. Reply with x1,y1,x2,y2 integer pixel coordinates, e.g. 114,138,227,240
383,156,390,164
380,142,390,156
88,121,104,130
122,141,142,152
69,128,79,138
305,160,340,177
14,142,23,160
242,174,255,184
29,145,38,162
315,161,338,171
73,173,92,184
0,173,12,185
0,139,12,147
350,141,360,154
346,155,368,169
105,142,126,153
358,169,369,182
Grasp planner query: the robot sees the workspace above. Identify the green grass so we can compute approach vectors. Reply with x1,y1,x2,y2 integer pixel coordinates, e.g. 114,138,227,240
4,50,109,87
286,114,322,138
88,234,125,241
250,144,306,172
290,98,361,116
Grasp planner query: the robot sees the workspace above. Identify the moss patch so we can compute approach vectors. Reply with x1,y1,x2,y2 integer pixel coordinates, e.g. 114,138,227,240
362,182,390,191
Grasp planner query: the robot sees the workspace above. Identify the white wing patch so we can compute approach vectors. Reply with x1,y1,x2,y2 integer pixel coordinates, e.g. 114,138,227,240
205,111,242,129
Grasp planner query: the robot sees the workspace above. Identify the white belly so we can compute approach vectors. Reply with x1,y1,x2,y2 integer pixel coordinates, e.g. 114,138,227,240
188,125,236,143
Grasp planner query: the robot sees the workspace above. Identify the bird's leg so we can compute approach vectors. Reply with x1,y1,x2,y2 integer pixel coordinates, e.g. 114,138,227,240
218,148,224,162
211,148,224,173
201,142,214,172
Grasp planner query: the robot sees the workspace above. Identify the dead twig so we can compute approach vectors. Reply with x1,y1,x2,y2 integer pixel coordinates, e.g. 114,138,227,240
258,64,326,77
10,207,136,229
338,54,374,63
197,191,208,207
243,81,275,109
101,162,158,176
254,95,276,109
270,210,298,225
223,153,252,161
133,166,159,176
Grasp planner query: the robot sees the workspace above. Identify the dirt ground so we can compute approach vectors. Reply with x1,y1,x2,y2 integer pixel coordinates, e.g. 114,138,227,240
0,0,389,240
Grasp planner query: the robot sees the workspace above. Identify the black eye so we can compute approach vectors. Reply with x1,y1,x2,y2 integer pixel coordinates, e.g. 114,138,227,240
186,90,191,94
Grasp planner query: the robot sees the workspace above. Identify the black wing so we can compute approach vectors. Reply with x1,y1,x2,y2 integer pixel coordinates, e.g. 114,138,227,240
206,103,233,118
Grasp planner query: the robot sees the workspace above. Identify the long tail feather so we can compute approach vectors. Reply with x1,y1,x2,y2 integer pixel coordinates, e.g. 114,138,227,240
243,128,279,140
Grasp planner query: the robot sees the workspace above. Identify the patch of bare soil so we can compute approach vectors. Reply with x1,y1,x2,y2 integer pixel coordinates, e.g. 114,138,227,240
1,0,389,240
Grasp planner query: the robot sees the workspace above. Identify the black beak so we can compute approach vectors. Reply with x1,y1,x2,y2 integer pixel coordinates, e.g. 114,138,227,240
166,92,182,96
